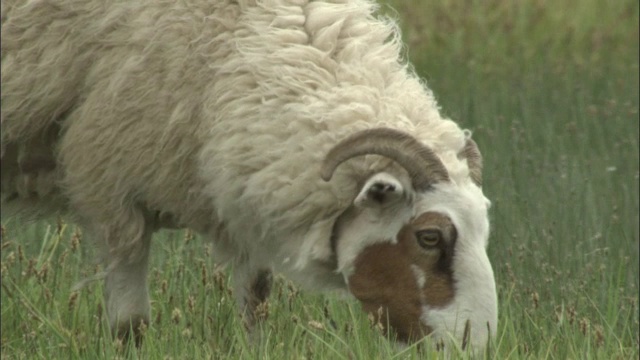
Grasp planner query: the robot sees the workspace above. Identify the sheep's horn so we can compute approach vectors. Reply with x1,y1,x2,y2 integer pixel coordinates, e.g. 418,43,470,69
458,137,483,186
321,128,449,191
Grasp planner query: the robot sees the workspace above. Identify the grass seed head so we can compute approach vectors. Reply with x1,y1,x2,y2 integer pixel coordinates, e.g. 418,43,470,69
23,330,37,342
58,250,69,266
23,258,37,278
213,269,226,293
68,291,79,311
308,320,325,331
70,230,81,252
567,306,577,325
171,308,182,324
255,301,270,322
183,229,193,243
187,294,195,313
367,309,385,333
36,263,49,283
113,338,124,353
200,262,208,287
137,320,148,338
43,288,52,301
531,291,539,309
177,262,184,277
5,251,15,268
593,324,604,347
554,305,563,324
579,317,590,336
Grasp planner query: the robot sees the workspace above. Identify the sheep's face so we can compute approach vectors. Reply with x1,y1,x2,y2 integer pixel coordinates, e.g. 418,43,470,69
322,128,497,352
334,173,497,352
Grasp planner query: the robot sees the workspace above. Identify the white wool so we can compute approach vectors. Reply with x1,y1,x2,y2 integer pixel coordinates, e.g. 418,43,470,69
197,1,466,275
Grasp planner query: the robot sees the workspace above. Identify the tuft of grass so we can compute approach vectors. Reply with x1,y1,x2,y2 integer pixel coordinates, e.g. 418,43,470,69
2,0,638,358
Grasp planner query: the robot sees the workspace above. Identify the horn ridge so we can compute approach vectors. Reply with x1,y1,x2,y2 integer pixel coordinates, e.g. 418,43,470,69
459,138,483,186
321,128,449,190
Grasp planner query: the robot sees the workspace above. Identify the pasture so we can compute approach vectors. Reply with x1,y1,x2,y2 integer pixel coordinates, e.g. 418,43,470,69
1,0,638,358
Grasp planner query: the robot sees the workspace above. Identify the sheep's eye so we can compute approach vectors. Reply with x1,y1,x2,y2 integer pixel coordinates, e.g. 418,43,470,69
416,229,442,249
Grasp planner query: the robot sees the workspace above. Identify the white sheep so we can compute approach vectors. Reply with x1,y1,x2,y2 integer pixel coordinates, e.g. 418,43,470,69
1,0,498,351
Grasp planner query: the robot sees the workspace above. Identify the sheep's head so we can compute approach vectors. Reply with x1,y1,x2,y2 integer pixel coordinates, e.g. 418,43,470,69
322,128,497,352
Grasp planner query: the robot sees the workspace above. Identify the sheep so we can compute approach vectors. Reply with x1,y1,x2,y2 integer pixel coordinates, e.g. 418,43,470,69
1,0,498,352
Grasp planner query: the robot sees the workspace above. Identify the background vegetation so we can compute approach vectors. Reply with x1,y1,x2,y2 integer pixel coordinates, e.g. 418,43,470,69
2,0,638,358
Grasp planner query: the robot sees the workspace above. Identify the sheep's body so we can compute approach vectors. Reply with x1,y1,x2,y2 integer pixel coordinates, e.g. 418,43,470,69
2,0,495,350
2,0,466,278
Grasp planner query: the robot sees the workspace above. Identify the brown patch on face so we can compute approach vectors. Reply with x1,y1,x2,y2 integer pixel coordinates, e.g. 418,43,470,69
347,212,457,342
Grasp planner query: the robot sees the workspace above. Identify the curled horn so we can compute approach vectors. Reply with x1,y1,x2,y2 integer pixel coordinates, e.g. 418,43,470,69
459,137,483,186
321,128,449,191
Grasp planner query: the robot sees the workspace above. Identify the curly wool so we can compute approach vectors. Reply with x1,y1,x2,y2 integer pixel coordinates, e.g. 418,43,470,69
1,0,472,285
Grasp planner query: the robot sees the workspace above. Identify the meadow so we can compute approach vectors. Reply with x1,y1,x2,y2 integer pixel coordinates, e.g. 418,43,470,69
1,0,638,358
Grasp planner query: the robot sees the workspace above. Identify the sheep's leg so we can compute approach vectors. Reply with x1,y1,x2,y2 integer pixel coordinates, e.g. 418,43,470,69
246,269,273,328
233,265,273,331
104,224,153,347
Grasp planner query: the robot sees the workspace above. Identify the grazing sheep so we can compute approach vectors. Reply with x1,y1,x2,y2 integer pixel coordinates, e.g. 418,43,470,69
1,0,498,351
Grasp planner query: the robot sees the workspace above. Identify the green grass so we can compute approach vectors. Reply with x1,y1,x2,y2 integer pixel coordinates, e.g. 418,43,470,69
2,0,638,358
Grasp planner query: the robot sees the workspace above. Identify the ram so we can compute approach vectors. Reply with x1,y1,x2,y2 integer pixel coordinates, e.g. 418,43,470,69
1,0,498,352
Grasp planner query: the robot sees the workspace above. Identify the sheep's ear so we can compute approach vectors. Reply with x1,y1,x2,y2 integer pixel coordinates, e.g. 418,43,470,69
354,172,405,208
